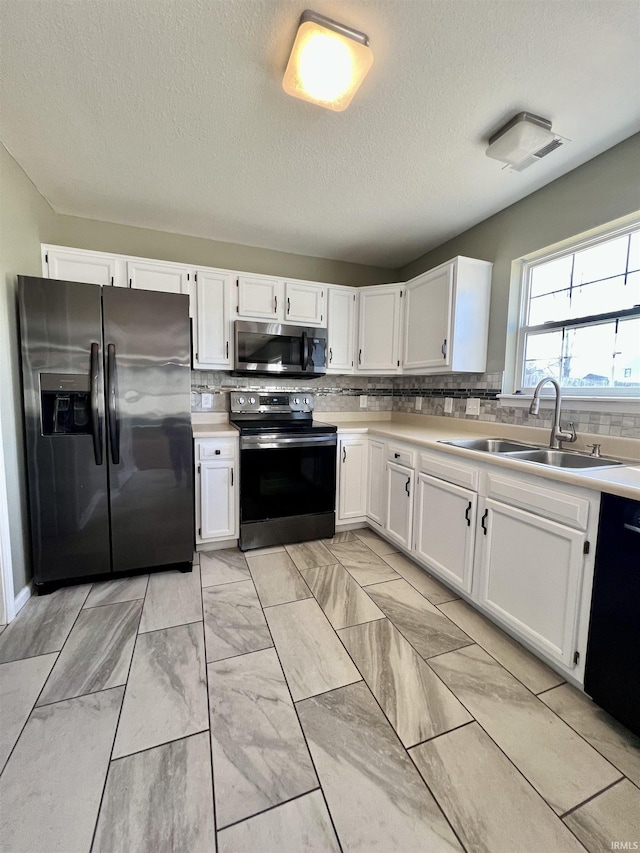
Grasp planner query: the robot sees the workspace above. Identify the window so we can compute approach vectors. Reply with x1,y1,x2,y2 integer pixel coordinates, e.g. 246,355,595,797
515,222,640,397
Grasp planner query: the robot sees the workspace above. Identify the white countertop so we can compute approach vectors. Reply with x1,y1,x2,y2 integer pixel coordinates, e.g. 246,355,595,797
190,412,640,500
321,414,640,501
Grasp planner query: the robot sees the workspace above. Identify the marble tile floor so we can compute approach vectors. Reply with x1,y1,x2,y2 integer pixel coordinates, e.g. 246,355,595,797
0,532,638,853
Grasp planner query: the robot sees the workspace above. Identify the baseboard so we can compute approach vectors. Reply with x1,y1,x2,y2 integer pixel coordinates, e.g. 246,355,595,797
196,538,239,553
14,583,32,616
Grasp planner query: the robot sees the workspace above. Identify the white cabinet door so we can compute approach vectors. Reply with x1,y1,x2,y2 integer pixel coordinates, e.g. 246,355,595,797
476,498,585,667
367,439,386,526
338,437,368,520
327,287,356,373
403,265,452,370
44,247,119,286
403,257,492,374
194,271,233,369
198,460,237,540
357,285,403,373
237,275,281,319
415,473,476,593
127,260,192,314
386,462,414,548
285,281,326,326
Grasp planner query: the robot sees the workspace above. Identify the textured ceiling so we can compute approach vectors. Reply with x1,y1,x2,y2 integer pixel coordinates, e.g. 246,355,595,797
1,0,639,268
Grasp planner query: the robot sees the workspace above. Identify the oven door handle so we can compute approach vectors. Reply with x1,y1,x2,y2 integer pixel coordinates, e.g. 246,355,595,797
241,434,337,450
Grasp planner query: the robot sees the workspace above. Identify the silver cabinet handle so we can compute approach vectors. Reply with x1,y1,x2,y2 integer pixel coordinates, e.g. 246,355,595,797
226,341,229,359
329,347,333,363
342,446,346,463
274,295,278,312
230,467,234,487
358,348,362,365
287,297,290,314
441,338,447,358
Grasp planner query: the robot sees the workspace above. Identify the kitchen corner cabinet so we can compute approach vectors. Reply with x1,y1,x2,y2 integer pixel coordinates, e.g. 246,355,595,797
195,438,238,543
193,271,233,369
356,284,403,374
474,476,589,668
42,245,123,287
337,436,368,521
326,286,357,373
403,257,491,373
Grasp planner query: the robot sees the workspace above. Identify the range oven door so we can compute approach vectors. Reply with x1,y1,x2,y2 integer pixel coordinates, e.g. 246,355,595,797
234,321,327,377
239,432,336,548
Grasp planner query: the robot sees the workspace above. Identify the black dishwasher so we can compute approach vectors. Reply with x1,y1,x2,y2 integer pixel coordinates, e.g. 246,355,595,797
584,493,640,736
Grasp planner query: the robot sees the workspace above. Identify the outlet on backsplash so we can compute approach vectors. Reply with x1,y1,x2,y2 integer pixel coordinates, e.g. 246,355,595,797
201,393,213,410
414,396,423,411
465,398,481,416
360,395,368,408
444,398,454,414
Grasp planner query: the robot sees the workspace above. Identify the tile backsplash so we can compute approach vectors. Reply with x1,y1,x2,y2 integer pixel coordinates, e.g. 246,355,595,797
191,371,640,439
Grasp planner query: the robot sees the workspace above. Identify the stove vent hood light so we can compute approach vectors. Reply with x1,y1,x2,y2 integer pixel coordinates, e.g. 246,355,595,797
486,112,568,172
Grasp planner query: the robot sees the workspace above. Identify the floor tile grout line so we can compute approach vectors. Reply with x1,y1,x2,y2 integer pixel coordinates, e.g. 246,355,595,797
318,606,471,853
559,775,627,820
201,576,252,591
88,583,147,853
199,576,219,853
253,588,345,853
215,786,323,835
405,719,476,752
329,550,615,837
137,617,203,636
0,584,93,779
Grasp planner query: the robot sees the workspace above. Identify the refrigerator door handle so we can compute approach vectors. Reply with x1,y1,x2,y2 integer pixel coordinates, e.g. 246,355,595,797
107,343,120,464
90,342,103,465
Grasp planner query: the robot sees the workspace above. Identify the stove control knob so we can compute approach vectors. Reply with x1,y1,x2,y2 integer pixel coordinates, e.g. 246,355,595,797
293,397,300,404
303,397,310,405
249,397,256,405
238,396,245,405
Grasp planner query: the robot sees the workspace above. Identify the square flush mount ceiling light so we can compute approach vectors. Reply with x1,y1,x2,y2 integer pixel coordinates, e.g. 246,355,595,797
486,112,567,172
282,10,373,111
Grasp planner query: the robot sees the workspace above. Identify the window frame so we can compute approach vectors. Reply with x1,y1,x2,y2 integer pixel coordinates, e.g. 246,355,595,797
512,217,640,401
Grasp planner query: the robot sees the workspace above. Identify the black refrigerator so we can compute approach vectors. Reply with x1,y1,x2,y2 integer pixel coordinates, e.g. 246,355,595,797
19,276,194,592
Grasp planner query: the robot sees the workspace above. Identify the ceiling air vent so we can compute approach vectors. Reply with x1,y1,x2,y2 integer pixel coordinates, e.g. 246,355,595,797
486,112,568,172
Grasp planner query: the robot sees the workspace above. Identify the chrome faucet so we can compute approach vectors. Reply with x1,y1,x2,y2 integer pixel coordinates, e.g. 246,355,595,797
529,378,577,449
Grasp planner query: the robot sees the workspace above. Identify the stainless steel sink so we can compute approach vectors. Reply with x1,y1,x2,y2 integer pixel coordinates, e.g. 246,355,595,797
439,438,534,453
505,449,624,469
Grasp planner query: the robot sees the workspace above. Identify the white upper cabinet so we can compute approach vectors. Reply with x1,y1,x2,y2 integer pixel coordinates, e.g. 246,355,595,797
127,260,193,316
43,245,122,287
194,271,233,369
237,275,282,320
403,257,491,373
326,286,357,373
284,281,326,326
356,283,403,374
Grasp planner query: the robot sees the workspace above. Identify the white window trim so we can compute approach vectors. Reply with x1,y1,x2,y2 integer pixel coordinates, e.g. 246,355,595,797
502,211,640,412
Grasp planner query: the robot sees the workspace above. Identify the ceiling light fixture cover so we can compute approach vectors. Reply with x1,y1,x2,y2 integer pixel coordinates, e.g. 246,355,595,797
486,112,568,172
282,10,373,111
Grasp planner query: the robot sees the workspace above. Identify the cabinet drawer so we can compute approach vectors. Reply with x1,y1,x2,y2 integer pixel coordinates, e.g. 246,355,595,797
419,451,478,490
387,444,415,468
486,473,589,530
197,439,237,461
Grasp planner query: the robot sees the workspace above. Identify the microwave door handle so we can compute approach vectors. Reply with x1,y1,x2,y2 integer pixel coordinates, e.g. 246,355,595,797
301,330,309,371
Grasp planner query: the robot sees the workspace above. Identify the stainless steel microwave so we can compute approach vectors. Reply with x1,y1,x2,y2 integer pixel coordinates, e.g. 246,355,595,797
234,320,327,377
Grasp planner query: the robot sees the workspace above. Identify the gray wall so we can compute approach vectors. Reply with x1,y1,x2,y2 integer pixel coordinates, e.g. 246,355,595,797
48,214,395,286
0,146,57,592
400,134,640,373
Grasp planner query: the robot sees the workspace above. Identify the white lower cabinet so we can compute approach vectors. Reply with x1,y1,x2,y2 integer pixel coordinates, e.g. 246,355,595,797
414,473,476,593
338,436,368,521
195,439,238,543
385,461,414,549
475,497,586,667
367,439,386,526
